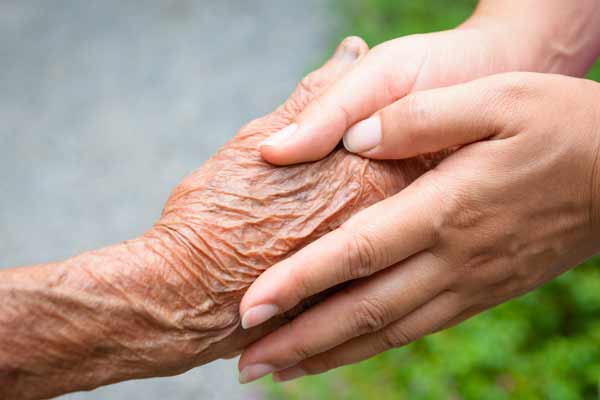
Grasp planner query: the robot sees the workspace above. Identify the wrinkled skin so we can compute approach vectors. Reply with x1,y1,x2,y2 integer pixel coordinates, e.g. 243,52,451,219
0,39,443,399
147,41,442,357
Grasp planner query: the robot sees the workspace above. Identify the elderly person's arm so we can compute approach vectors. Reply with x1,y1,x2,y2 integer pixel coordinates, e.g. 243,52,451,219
0,38,437,399
0,237,270,399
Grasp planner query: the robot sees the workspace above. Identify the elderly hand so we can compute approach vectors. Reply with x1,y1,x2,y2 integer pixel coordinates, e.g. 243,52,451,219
238,72,600,383
1,37,444,399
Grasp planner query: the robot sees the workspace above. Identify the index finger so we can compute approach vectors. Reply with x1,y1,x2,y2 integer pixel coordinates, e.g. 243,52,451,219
239,174,440,330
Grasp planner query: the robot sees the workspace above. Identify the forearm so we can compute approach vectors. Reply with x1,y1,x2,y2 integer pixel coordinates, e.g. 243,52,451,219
0,233,272,399
465,0,600,76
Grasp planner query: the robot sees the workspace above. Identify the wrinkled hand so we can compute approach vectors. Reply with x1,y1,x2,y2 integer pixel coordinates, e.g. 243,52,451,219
238,72,600,382
1,38,452,400
144,37,440,363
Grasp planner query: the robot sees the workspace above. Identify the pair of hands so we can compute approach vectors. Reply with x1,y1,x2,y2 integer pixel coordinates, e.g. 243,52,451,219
236,23,600,382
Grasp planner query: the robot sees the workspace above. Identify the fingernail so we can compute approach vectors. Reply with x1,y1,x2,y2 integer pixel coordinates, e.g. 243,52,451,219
335,37,363,62
239,363,275,384
241,304,280,330
272,366,307,383
343,115,381,153
260,124,298,148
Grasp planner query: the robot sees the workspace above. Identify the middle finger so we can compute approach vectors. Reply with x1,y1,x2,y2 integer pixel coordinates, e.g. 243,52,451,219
238,250,452,382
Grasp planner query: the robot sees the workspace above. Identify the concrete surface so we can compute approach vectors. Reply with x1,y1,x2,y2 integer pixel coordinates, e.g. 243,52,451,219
0,1,336,398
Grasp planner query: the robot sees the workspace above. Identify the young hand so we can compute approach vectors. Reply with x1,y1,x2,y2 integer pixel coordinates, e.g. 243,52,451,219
238,72,600,383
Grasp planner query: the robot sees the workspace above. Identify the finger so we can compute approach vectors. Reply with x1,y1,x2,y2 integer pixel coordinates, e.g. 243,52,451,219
260,39,424,165
239,176,440,330
281,36,369,118
273,290,465,381
343,73,525,159
238,250,451,379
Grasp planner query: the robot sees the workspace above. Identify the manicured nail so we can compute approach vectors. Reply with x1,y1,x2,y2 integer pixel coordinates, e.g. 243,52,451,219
260,124,298,148
273,366,307,383
241,304,280,330
239,363,276,384
343,115,381,153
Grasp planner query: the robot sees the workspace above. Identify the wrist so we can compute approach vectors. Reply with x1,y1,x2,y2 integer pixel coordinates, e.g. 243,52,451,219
463,3,600,77
0,234,243,399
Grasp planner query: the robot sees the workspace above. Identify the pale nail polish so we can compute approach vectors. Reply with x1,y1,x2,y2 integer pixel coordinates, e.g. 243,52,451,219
343,116,382,153
260,124,298,148
272,366,307,383
241,304,280,330
239,363,275,384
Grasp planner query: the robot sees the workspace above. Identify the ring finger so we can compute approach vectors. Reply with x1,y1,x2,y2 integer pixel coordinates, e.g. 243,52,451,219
274,289,466,381
238,250,453,383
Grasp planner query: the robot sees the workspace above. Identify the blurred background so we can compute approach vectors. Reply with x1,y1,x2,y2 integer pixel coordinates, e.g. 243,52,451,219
1,1,600,399
0,0,335,399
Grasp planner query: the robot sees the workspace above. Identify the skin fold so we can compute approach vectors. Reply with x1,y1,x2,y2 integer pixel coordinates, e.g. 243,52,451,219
0,38,444,399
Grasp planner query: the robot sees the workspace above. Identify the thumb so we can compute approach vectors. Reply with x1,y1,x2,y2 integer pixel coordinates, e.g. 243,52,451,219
343,74,519,159
274,36,369,130
260,38,424,165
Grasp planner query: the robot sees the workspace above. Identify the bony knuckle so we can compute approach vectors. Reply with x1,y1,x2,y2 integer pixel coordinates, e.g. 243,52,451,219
298,72,331,99
485,72,547,134
343,228,380,279
291,343,313,361
352,298,390,334
441,188,475,231
420,169,463,239
381,325,413,349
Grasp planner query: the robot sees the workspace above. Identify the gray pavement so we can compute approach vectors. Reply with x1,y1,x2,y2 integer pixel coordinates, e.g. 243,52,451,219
0,1,336,398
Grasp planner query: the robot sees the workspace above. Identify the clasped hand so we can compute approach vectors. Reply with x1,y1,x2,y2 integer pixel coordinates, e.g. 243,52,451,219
237,35,600,383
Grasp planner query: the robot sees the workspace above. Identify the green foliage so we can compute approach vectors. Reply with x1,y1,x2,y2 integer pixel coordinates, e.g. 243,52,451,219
265,1,600,398
335,0,478,45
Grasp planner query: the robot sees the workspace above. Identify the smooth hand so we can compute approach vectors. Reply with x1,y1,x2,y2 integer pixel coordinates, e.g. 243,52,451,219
238,72,600,382
258,1,600,166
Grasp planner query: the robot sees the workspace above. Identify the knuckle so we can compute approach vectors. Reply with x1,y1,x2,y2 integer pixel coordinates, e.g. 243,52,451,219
381,325,413,349
291,344,312,362
334,101,353,131
352,297,390,334
417,169,457,240
491,73,538,109
298,73,324,98
285,321,314,360
482,72,539,132
441,188,475,230
392,92,439,154
340,226,381,279
290,268,315,306
424,169,482,240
